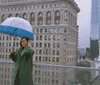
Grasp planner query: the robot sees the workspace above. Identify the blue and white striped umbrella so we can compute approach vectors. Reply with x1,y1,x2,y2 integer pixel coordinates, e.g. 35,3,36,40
0,17,33,40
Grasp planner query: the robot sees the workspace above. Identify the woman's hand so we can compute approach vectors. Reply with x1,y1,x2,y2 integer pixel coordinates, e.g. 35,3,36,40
10,49,14,54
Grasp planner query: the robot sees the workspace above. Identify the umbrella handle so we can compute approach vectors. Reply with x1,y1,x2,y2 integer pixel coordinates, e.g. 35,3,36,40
12,47,15,52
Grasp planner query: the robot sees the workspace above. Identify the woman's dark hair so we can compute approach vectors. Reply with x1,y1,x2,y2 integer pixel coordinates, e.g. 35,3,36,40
20,37,29,47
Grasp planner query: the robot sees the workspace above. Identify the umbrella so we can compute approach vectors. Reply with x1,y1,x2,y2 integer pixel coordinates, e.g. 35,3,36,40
0,17,33,40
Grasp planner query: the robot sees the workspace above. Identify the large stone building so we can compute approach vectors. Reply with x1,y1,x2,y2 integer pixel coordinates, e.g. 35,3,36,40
0,0,80,85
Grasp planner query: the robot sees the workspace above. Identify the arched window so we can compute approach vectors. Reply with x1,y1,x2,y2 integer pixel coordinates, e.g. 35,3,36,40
46,11,51,25
22,13,27,20
15,13,20,17
30,13,35,25
55,11,60,24
1,14,6,22
38,12,43,25
8,14,13,18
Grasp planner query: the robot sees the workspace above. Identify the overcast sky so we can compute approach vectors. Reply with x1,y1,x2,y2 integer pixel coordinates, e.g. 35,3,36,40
75,0,91,48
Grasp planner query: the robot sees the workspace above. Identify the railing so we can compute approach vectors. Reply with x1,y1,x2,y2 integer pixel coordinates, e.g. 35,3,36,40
0,60,100,85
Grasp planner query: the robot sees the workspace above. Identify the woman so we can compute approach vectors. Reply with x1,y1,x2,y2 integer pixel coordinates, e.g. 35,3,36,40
9,37,34,85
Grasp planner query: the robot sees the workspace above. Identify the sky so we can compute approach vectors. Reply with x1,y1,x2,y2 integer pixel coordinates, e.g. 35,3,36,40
75,0,91,48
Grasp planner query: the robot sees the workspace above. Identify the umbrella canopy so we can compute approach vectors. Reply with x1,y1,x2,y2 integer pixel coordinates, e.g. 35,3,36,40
0,17,33,40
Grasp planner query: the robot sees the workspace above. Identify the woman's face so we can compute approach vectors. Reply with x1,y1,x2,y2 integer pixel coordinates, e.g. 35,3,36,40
21,38,28,47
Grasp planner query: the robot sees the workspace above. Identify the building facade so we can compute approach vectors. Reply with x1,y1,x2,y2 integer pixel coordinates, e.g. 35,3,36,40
0,0,79,85
90,0,100,59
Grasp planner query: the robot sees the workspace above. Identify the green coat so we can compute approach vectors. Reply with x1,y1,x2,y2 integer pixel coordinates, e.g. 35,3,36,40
9,46,34,85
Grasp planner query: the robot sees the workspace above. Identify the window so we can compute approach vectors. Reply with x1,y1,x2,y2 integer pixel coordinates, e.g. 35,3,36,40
35,56,38,61
36,43,38,47
65,11,68,17
36,49,38,54
57,50,59,55
39,50,42,54
57,43,60,48
30,13,35,25
56,57,59,62
46,49,48,55
36,35,38,40
55,11,60,24
49,57,50,62
42,72,44,76
46,11,51,25
8,14,13,18
13,42,15,46
9,42,11,47
48,43,50,48
39,56,41,61
45,28,47,33
38,70,41,75
52,50,55,55
44,43,47,48
44,35,47,40
64,57,66,63
22,13,27,20
16,42,18,47
53,35,56,40
40,43,42,47
40,29,43,33
52,79,55,84
56,72,59,77
64,35,66,41
48,35,51,40
6,36,8,40
45,57,48,62
38,78,41,82
64,50,66,56
35,70,37,75
15,13,20,17
43,57,45,61
56,80,58,84
3,42,4,46
9,49,11,52
38,12,43,25
40,36,42,40
65,11,68,24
